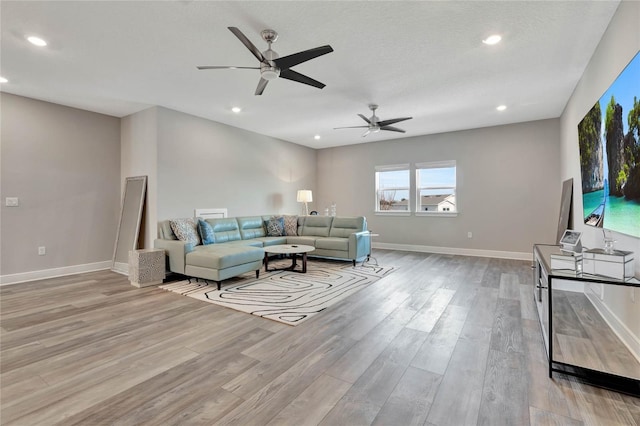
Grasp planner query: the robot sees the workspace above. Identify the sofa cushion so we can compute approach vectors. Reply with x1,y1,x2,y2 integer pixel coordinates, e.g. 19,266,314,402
315,237,349,251
238,216,267,239
329,217,366,238
158,220,177,240
198,219,215,245
254,236,288,246
187,245,264,269
217,239,264,248
301,216,333,237
206,218,242,243
170,218,201,246
283,215,298,236
266,216,285,236
286,236,318,246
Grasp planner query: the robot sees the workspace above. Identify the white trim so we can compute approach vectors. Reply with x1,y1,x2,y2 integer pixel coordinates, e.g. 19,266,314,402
585,291,640,363
112,261,129,276
0,261,112,286
415,211,458,217
374,212,411,217
373,242,531,261
195,208,228,219
375,163,410,172
416,160,456,169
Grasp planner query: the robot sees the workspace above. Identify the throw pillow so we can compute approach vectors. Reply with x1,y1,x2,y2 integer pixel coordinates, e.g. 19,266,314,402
283,215,298,236
170,218,201,246
266,216,285,237
198,219,215,245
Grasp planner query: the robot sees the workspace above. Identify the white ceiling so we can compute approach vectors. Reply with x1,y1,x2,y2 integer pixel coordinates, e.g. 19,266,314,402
1,1,620,149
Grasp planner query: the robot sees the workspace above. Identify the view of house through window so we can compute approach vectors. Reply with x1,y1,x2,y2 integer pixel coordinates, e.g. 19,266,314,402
416,161,457,213
375,165,410,212
375,162,457,214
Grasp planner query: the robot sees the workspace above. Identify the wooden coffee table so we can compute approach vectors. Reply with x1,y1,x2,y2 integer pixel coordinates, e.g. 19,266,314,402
264,244,315,273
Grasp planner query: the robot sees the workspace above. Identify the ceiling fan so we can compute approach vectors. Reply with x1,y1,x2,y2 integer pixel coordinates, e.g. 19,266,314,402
197,27,333,95
334,104,413,137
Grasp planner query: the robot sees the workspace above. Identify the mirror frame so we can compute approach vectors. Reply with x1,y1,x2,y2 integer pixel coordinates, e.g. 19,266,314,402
112,175,147,274
556,178,573,244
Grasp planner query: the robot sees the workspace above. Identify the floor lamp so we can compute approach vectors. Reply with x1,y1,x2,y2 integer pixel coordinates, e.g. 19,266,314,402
297,190,312,216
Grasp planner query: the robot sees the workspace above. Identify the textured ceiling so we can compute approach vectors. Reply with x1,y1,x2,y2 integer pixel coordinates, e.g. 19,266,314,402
0,1,620,149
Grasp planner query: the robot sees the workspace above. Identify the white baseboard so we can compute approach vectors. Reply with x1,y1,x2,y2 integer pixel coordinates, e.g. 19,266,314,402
373,242,532,261
0,261,113,286
112,261,129,276
585,291,640,363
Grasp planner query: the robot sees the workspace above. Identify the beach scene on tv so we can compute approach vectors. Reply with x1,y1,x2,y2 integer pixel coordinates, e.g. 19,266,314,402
577,51,640,238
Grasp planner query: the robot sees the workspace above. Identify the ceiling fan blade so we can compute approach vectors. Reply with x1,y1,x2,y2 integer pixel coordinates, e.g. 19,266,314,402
380,125,406,133
255,78,269,95
228,27,265,63
334,125,369,130
273,45,333,69
197,66,260,70
377,117,413,127
357,114,371,124
279,69,325,89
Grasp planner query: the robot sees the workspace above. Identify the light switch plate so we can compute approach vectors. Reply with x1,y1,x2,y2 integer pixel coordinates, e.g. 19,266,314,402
5,197,19,207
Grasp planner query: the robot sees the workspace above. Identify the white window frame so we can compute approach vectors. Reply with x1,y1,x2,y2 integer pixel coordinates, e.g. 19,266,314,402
374,164,411,216
415,160,458,217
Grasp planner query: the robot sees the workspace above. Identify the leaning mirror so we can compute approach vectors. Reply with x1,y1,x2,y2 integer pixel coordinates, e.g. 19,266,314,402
112,176,147,274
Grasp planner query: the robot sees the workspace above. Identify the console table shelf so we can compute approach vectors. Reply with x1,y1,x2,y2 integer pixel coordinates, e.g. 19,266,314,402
533,244,639,397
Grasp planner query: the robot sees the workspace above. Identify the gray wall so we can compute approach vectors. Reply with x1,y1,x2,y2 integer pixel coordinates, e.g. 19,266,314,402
560,0,640,270
317,119,561,256
121,107,159,250
0,93,120,277
559,1,639,342
156,107,317,220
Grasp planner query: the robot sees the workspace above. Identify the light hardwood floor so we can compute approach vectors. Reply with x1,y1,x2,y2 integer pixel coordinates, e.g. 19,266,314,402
1,250,638,425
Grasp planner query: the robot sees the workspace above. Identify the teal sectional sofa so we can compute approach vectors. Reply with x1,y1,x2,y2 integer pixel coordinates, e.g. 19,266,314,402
154,215,370,289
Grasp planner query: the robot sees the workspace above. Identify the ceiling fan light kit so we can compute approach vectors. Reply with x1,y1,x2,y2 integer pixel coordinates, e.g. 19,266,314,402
258,30,280,80
197,27,333,95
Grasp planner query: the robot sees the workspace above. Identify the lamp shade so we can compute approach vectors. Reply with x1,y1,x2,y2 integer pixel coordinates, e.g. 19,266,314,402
297,190,313,203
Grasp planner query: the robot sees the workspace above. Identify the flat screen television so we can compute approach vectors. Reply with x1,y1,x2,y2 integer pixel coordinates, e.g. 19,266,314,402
577,50,640,238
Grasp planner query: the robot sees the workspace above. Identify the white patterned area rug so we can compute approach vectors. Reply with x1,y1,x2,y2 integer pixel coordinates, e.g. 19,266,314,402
159,258,394,326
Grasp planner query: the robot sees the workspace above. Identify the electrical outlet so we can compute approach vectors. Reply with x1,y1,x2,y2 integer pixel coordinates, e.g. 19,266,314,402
38,246,46,256
467,231,473,238
5,197,19,207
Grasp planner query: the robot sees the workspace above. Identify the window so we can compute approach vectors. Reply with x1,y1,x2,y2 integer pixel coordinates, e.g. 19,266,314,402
375,164,410,213
416,161,457,214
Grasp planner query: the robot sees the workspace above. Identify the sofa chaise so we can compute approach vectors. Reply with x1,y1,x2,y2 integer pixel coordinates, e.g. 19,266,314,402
154,215,370,289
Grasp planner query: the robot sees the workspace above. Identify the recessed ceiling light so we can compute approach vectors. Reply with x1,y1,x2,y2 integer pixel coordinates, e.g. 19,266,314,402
0,77,8,83
314,135,321,140
27,36,47,47
496,105,507,111
482,35,502,45
231,107,242,113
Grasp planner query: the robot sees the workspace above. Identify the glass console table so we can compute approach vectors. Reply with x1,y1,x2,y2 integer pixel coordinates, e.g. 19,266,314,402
532,244,639,396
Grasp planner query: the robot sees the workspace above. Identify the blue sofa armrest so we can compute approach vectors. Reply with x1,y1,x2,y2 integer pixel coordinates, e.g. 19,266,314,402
349,231,371,260
154,239,194,274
